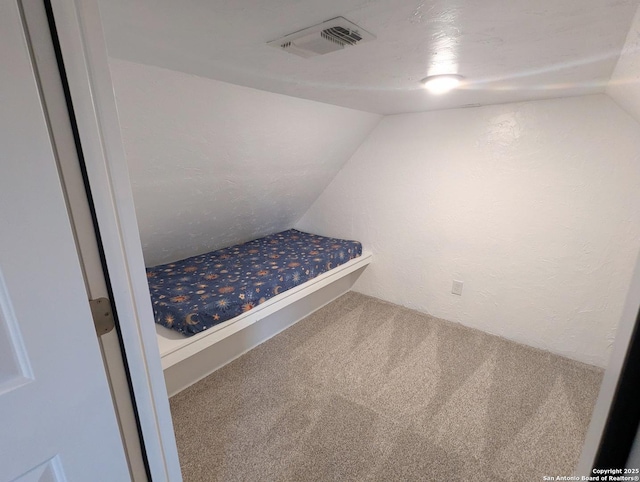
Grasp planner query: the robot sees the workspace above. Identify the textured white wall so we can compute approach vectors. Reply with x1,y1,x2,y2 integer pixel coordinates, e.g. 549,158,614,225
109,59,381,266
607,4,640,124
297,94,640,367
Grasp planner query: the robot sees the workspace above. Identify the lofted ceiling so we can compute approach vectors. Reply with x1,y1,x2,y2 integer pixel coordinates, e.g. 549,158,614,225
99,0,640,115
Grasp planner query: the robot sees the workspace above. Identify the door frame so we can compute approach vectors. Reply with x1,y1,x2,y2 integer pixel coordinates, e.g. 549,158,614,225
46,0,640,478
577,253,640,474
45,0,181,479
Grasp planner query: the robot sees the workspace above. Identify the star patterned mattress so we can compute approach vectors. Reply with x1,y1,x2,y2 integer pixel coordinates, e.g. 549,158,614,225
146,229,362,336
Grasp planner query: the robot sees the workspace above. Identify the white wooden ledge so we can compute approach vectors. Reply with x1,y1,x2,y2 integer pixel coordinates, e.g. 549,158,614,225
157,252,372,395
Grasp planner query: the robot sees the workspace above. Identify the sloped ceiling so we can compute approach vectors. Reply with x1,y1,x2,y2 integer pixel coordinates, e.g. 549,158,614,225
110,59,381,266
99,0,640,114
607,5,640,124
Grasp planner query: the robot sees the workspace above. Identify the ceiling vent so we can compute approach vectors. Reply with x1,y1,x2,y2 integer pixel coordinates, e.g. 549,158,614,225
267,17,375,58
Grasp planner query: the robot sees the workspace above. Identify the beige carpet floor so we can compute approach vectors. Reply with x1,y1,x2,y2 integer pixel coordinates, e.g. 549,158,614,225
170,292,603,482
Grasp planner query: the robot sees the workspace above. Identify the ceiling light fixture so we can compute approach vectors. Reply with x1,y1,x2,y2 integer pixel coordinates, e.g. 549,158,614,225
420,74,464,94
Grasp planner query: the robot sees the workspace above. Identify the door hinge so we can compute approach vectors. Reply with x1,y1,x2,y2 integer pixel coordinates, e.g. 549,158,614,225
90,297,115,336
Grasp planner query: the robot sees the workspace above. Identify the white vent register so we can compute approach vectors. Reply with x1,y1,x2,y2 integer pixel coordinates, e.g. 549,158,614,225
268,17,375,58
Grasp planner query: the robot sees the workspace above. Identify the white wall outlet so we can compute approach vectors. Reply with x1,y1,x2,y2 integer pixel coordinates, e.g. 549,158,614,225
452,280,464,296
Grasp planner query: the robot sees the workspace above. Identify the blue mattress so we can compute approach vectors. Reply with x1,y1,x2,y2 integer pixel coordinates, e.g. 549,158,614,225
147,229,362,336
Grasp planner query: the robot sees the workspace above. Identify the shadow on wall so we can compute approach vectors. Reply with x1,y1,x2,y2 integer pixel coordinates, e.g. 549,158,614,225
109,58,381,266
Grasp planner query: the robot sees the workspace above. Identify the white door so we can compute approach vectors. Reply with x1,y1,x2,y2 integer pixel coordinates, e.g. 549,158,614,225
0,1,131,480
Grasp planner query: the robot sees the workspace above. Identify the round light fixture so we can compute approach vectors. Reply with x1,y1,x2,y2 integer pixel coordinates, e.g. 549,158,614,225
420,74,464,94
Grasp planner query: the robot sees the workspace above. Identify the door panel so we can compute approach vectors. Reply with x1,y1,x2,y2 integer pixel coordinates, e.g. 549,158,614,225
0,272,33,394
0,1,130,480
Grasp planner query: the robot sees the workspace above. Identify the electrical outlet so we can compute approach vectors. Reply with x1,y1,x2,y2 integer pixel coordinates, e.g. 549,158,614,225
452,280,463,296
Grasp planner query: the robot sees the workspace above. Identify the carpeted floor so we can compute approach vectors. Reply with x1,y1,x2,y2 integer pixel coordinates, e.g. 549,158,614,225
169,292,603,482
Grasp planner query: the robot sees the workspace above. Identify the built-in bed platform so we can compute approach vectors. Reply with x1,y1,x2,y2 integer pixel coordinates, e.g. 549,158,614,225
148,230,371,395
